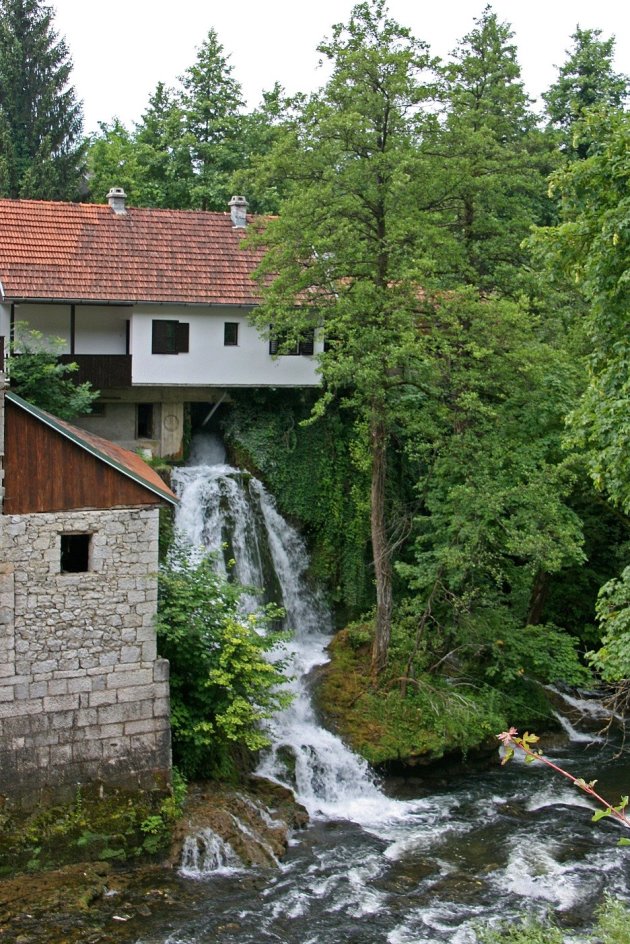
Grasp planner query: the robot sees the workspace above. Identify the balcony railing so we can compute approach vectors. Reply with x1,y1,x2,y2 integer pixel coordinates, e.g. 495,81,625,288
58,354,132,389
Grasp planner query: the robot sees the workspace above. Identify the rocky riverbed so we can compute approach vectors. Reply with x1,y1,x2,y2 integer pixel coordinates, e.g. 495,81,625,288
0,776,307,944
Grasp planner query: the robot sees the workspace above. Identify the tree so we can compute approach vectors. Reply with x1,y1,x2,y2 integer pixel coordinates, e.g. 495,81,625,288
7,326,98,418
180,28,245,210
543,26,628,158
133,82,192,208
532,109,630,684
0,0,85,199
397,290,586,692
250,0,441,675
85,119,139,205
437,6,553,294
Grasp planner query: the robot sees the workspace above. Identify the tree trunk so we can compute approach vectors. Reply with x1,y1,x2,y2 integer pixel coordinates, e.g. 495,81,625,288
526,570,549,626
370,410,393,678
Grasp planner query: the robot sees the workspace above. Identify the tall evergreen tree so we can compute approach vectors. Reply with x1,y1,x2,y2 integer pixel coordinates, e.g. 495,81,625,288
180,28,245,210
250,0,441,675
543,26,628,158
0,0,84,199
133,83,192,208
437,6,552,294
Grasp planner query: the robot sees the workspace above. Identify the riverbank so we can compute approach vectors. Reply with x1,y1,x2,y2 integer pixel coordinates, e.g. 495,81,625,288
0,775,308,944
314,627,556,769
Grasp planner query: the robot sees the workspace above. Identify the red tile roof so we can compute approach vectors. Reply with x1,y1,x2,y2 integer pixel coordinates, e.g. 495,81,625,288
0,198,266,305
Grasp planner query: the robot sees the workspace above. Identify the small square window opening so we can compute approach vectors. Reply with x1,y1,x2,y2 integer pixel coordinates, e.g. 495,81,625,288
61,534,91,573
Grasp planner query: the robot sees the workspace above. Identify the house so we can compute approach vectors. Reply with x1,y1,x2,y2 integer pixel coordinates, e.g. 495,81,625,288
0,377,176,806
0,191,321,458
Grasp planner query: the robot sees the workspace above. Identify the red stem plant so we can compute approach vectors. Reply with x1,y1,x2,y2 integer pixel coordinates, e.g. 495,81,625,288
497,727,630,838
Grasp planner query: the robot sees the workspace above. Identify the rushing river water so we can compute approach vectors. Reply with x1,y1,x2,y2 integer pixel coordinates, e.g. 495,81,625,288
148,434,630,944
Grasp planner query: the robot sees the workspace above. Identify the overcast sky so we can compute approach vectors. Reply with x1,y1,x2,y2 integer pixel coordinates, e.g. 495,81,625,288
50,0,630,134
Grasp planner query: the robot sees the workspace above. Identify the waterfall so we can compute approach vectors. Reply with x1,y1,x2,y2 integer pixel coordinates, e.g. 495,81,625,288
172,434,406,823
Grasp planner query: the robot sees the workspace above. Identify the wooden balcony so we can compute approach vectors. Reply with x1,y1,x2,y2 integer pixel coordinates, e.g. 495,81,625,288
58,354,132,389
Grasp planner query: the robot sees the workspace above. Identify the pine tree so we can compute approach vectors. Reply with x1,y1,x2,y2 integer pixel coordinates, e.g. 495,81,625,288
437,5,552,294
0,0,85,199
543,26,628,158
180,28,245,210
134,83,192,208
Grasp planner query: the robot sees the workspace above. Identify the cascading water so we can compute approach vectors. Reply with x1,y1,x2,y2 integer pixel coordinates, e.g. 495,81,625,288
173,433,404,823
152,432,630,944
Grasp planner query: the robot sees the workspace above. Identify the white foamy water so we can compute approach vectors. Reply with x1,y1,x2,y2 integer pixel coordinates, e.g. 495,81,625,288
179,826,243,878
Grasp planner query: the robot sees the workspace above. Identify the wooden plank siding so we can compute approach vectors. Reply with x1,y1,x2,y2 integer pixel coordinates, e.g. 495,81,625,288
4,401,164,514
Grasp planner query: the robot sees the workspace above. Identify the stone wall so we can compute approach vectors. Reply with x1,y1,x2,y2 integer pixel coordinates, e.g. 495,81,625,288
0,505,171,806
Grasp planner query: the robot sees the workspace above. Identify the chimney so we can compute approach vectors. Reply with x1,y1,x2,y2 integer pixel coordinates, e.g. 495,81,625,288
228,195,248,228
107,187,127,215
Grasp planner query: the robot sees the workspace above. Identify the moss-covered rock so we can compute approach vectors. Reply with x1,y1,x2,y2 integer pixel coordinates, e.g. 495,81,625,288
314,628,512,769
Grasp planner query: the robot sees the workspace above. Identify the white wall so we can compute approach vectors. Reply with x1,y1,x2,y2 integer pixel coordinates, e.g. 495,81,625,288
131,306,321,387
0,304,10,341
1,302,322,388
75,306,129,354
7,304,129,354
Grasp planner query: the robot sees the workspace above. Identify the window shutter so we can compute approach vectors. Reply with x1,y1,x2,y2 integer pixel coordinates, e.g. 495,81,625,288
152,320,172,354
176,321,189,353
269,325,278,355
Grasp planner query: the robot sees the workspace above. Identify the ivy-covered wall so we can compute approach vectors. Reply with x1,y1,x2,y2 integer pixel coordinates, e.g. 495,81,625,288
221,390,372,621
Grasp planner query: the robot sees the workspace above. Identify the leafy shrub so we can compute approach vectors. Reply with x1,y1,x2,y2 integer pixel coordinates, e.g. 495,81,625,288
157,546,292,779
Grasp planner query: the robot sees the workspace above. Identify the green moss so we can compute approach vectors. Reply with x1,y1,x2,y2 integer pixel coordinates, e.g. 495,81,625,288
0,777,185,875
316,627,551,767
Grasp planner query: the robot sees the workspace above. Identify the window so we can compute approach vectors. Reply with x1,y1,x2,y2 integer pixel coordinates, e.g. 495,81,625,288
151,320,189,354
268,327,315,356
60,534,91,573
224,322,239,346
90,401,107,417
137,403,154,438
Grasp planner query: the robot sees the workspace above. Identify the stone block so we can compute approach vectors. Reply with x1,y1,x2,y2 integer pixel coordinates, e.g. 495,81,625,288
115,684,154,704
51,711,75,730
43,694,80,712
88,690,117,708
153,697,170,718
120,646,142,664
107,668,153,689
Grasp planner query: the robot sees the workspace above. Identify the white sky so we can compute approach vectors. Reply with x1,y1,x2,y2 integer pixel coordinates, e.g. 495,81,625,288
50,0,630,134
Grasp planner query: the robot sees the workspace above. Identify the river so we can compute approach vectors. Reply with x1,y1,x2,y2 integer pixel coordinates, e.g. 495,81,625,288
138,434,630,944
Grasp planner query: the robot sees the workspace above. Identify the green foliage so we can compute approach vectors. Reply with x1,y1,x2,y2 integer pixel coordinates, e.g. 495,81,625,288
543,27,628,158
156,546,292,779
222,391,372,616
7,325,98,419
0,782,183,872
478,897,630,942
86,29,284,212
0,0,85,199
588,566,630,682
533,109,630,518
316,623,553,767
479,917,564,944
395,290,587,685
438,7,554,294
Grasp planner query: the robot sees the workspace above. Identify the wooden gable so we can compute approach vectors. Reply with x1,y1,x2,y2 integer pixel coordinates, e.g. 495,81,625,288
3,398,175,515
